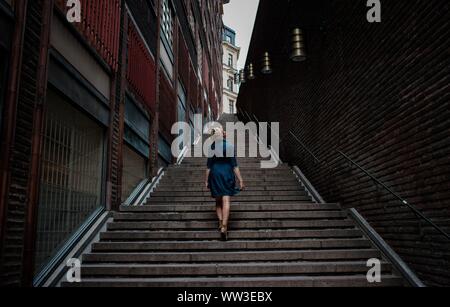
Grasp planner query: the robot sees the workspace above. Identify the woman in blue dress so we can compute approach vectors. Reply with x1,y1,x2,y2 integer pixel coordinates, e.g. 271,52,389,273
205,128,245,241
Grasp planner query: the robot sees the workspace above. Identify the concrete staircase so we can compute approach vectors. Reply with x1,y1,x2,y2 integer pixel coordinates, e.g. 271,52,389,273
62,115,405,287
62,150,405,287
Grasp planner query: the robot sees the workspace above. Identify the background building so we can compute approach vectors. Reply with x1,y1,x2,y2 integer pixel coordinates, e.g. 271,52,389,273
237,0,450,286
0,0,225,286
222,25,240,114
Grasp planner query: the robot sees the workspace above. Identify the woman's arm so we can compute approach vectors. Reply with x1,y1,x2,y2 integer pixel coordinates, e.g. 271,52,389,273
206,157,213,189
234,167,245,190
205,169,210,189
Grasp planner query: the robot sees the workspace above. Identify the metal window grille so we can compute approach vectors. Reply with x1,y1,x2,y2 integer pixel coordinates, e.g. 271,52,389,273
161,0,173,50
34,90,105,273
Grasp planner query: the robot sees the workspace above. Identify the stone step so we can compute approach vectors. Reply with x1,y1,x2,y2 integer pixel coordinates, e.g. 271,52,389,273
63,275,403,287
180,163,268,168
168,165,291,170
183,158,263,163
141,200,320,207
165,169,292,175
107,219,357,231
156,181,301,188
83,249,382,264
100,229,364,241
162,174,295,180
120,203,340,212
91,238,372,252
112,211,347,222
154,185,305,192
146,196,313,203
158,178,300,184
80,261,392,277
150,190,307,197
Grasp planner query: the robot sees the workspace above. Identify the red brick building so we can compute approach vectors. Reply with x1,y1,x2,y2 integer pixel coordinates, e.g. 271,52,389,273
0,0,224,286
237,0,450,286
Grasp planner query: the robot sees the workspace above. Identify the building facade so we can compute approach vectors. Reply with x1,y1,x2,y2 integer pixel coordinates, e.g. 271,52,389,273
222,26,240,114
0,0,224,286
237,0,450,286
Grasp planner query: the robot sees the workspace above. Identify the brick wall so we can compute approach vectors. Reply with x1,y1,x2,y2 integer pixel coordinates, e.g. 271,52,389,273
0,0,224,286
0,0,44,286
238,0,450,286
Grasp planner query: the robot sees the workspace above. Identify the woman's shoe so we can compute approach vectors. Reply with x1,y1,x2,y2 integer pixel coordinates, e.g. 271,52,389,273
220,225,228,242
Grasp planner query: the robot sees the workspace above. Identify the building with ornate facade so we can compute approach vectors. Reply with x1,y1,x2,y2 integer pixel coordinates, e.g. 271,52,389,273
222,25,240,114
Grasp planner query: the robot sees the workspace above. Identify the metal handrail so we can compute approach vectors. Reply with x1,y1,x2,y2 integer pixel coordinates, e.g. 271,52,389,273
237,108,450,241
338,151,450,241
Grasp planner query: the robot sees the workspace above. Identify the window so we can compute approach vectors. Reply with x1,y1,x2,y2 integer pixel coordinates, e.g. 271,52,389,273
228,53,233,67
161,0,174,50
227,77,234,92
177,81,187,148
197,42,203,83
189,105,197,144
35,89,106,273
158,135,172,167
160,0,174,80
229,100,235,114
122,96,150,202
122,145,147,202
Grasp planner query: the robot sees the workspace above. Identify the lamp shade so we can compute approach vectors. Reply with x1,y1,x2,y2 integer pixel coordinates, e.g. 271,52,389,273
239,69,246,83
290,28,306,62
248,63,256,80
261,52,273,74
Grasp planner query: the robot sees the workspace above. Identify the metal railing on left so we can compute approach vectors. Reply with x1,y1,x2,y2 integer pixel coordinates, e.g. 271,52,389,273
123,133,202,206
122,167,165,207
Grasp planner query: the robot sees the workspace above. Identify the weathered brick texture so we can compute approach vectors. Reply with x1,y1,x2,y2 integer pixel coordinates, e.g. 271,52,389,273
238,0,450,286
0,0,44,286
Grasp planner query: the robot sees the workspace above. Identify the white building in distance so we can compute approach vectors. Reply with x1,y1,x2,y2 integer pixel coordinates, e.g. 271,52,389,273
222,25,240,114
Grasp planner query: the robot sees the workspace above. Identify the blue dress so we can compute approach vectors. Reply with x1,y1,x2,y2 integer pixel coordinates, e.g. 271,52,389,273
207,140,240,198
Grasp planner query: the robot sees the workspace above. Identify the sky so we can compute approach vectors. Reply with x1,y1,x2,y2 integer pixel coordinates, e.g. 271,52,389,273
223,0,260,70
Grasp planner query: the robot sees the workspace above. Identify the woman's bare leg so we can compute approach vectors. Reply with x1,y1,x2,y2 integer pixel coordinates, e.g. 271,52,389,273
216,197,223,227
220,196,231,241
222,196,231,228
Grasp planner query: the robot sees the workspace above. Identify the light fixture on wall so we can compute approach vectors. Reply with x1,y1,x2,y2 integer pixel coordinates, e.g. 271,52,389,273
239,69,246,83
234,72,240,84
261,52,273,74
247,63,256,80
290,28,307,62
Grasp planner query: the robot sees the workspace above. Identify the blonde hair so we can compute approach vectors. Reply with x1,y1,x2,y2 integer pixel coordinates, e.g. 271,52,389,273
209,127,224,141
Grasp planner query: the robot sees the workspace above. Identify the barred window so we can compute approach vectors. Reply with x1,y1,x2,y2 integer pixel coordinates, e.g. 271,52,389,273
35,89,105,273
229,100,235,114
161,0,174,51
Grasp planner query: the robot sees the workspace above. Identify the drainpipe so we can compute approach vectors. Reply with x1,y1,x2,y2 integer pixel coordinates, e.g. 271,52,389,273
0,0,28,257
22,0,54,286
109,4,129,211
149,0,162,178
106,2,127,212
